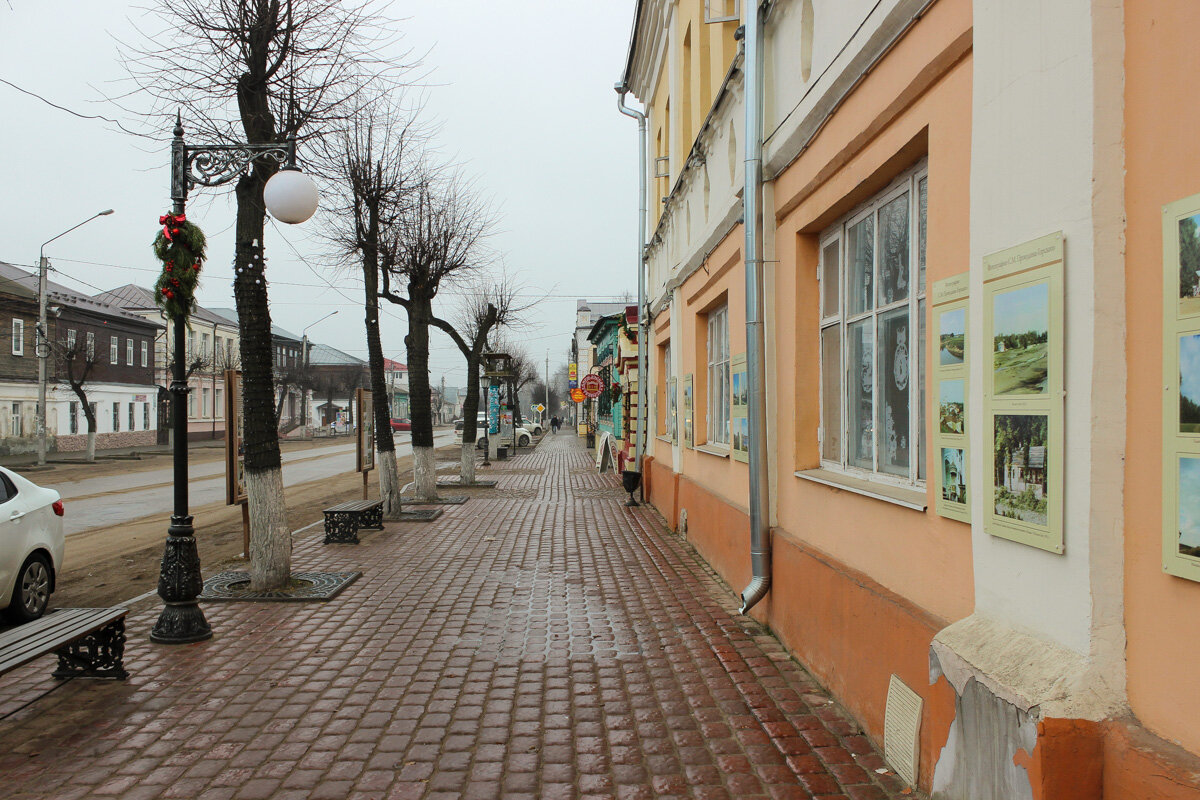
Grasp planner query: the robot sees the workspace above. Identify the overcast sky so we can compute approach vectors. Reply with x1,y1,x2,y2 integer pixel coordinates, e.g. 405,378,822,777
0,1,638,389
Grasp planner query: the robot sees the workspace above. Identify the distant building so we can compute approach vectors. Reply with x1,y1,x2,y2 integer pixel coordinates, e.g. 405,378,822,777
96,284,239,442
0,262,161,454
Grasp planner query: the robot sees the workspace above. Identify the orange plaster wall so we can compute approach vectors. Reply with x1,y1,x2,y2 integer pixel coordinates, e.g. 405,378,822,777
761,532,957,788
1123,0,1200,756
769,0,975,623
1103,719,1200,800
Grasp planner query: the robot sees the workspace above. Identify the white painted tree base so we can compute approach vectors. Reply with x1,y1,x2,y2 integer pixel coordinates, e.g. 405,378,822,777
379,450,403,519
459,442,475,484
412,446,439,502
247,466,292,591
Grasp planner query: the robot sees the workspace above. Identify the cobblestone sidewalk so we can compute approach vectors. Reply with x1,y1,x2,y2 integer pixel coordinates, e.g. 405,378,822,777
0,433,918,799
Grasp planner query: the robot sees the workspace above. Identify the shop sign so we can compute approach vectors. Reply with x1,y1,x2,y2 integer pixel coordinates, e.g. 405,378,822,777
580,373,604,398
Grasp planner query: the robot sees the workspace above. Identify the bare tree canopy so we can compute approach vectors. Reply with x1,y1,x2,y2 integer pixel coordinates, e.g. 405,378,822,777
319,92,428,515
379,169,497,499
120,0,413,590
119,0,408,147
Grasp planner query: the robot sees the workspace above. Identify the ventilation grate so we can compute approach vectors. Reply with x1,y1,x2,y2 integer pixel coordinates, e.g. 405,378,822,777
883,674,923,787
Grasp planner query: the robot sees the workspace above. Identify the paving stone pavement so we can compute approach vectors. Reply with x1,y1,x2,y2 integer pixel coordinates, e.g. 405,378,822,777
0,434,921,799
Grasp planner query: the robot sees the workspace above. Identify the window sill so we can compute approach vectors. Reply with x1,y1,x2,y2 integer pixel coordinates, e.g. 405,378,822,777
656,435,673,444
795,468,927,511
696,443,730,459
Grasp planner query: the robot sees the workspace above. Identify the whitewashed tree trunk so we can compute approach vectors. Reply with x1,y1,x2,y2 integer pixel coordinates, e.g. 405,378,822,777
86,431,96,463
459,442,475,484
247,466,291,590
379,449,403,519
412,446,439,502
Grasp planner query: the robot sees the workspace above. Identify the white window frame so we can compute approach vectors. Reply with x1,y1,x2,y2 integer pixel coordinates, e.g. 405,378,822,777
817,162,927,488
10,403,20,436
11,319,23,356
706,304,730,446
126,338,134,365
86,332,95,360
112,402,120,432
110,335,119,365
128,402,135,431
67,329,76,352
69,401,78,434
141,341,148,368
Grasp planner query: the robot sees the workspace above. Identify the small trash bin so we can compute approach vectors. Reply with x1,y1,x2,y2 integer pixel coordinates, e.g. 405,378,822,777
497,446,508,460
586,433,595,448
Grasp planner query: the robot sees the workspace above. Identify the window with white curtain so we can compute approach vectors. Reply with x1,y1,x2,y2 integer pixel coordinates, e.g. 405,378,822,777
706,305,730,446
818,162,927,484
11,319,23,356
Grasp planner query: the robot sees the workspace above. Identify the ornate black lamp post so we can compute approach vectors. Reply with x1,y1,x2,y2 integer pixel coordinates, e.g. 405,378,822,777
151,115,318,644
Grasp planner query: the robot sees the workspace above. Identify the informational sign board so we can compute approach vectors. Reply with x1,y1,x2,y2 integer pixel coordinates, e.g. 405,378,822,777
683,374,694,448
580,373,604,398
570,388,585,403
982,232,1065,553
933,273,970,524
1162,192,1200,582
501,408,514,443
224,370,246,505
488,385,500,434
568,363,578,388
356,388,374,473
731,353,749,462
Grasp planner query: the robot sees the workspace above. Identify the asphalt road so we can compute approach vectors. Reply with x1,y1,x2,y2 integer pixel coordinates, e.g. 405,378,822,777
53,430,460,536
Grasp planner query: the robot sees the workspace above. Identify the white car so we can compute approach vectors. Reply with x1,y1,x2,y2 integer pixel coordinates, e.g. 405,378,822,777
476,427,532,449
0,467,65,623
525,421,544,435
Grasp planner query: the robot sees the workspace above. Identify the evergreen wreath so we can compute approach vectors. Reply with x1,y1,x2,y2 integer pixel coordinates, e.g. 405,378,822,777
152,211,206,320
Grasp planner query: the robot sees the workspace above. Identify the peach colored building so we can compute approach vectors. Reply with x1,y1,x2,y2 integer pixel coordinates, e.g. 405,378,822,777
620,0,1200,796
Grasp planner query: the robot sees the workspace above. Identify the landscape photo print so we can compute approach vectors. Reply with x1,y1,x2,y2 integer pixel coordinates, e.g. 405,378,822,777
1181,333,1200,434
993,412,1049,527
1179,456,1200,559
940,307,965,366
992,281,1050,395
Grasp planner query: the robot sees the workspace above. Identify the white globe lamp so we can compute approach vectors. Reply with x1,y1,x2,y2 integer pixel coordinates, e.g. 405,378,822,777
264,168,319,224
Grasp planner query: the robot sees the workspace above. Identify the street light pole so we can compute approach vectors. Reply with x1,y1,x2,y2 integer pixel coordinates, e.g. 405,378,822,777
300,310,338,430
36,210,115,465
152,114,317,644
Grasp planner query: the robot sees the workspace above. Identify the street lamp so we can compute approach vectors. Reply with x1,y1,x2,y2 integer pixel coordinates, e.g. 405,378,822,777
152,115,319,645
36,209,115,466
300,310,338,429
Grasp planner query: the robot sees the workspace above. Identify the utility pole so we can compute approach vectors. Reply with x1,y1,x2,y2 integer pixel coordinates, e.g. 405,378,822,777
545,351,550,423
36,209,115,465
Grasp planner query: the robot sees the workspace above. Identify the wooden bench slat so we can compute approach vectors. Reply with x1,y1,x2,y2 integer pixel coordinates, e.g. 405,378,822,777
0,610,120,666
0,608,113,651
326,500,382,513
0,608,126,675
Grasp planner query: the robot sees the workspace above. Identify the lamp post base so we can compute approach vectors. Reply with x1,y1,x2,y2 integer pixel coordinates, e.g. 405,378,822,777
150,516,212,644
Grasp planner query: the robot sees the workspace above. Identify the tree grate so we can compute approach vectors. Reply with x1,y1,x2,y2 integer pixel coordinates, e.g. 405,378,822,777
199,571,360,602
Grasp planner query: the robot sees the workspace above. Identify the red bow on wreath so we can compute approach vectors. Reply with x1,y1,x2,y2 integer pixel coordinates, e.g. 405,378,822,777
158,212,187,242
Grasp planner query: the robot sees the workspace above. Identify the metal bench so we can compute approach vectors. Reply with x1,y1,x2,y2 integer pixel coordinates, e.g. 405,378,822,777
323,499,384,544
0,607,129,681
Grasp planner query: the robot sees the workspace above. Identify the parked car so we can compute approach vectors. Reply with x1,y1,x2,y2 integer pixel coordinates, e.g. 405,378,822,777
475,427,532,450
0,467,65,624
525,421,544,435
389,418,412,432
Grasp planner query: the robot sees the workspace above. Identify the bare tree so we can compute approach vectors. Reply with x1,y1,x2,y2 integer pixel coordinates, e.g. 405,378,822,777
122,0,402,590
54,337,102,463
429,275,525,483
380,171,496,501
319,95,426,516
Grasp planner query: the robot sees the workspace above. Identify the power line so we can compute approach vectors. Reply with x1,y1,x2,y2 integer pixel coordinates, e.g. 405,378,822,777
0,77,159,141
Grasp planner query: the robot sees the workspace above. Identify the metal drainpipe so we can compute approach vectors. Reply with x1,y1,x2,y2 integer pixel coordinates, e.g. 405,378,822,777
739,1,772,614
616,84,649,497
